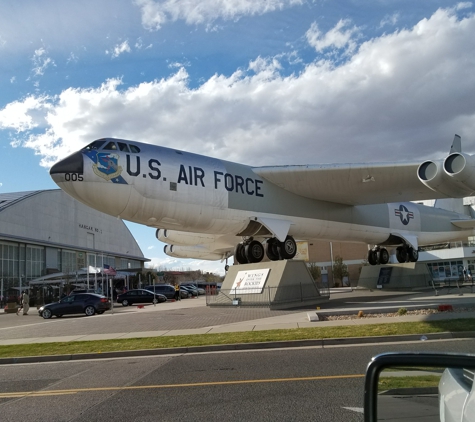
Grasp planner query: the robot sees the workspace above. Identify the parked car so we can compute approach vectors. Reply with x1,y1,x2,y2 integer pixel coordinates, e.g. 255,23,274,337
145,284,189,299
179,285,198,296
117,289,167,306
144,284,175,299
182,283,205,295
38,293,110,319
69,289,98,295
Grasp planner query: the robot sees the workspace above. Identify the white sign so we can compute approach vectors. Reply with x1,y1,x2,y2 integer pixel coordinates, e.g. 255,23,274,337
230,269,270,294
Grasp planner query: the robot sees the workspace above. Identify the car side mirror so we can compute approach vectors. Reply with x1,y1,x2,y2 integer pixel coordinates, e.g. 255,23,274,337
364,352,475,422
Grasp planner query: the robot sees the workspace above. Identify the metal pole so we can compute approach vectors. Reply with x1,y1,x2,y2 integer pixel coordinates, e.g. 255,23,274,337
86,254,90,288
330,242,335,287
110,277,114,315
153,274,156,306
94,255,97,292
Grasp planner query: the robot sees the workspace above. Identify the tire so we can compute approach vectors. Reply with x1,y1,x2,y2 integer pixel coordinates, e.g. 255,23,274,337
122,299,129,307
245,240,265,263
379,248,390,265
278,236,297,260
234,243,248,264
367,250,378,266
396,246,408,263
84,305,95,316
42,308,52,319
266,238,280,261
408,247,419,262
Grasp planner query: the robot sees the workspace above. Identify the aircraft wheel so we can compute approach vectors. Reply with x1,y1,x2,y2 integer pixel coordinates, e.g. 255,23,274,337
367,250,378,265
266,238,280,261
278,236,297,260
234,243,248,264
379,248,390,265
408,247,419,262
396,246,408,263
245,240,265,263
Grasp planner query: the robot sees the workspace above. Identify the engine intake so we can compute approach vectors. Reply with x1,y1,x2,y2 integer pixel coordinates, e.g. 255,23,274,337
417,159,474,197
444,152,475,192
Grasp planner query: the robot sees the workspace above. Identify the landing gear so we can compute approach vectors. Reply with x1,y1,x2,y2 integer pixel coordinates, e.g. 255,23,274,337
234,243,248,264
396,246,408,263
245,240,265,263
265,238,280,261
278,236,297,260
367,247,389,265
395,245,419,263
233,236,297,264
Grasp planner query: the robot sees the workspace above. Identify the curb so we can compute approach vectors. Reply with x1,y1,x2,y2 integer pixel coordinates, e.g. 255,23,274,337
1,331,474,365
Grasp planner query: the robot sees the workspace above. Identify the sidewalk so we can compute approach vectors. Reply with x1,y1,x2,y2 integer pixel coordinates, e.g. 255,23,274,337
1,289,474,346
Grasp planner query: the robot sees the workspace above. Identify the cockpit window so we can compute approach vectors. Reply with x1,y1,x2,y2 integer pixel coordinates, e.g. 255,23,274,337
118,142,129,152
129,144,141,153
103,141,118,151
84,140,106,150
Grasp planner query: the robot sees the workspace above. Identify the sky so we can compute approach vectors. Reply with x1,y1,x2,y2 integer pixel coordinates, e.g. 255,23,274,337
1,0,475,275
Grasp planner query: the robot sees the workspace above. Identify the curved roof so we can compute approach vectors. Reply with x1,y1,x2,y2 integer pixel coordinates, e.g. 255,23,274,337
0,189,146,261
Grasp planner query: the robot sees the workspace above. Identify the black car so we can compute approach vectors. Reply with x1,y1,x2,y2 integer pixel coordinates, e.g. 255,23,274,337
145,284,189,299
38,293,111,319
117,289,167,306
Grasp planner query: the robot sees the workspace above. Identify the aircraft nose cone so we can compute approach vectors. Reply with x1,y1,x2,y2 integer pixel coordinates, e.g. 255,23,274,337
50,151,84,176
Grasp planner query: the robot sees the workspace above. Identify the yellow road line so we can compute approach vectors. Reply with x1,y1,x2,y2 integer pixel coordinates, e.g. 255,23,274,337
0,374,365,398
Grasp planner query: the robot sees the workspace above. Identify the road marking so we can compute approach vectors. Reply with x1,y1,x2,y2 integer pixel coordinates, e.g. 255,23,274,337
0,374,365,398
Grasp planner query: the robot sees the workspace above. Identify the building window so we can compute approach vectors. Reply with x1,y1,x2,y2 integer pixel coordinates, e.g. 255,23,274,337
26,245,44,281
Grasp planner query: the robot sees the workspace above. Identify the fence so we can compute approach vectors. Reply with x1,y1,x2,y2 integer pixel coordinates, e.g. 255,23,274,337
206,282,330,308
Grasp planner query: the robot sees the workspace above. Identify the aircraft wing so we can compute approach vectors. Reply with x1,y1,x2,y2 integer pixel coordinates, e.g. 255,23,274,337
253,161,452,206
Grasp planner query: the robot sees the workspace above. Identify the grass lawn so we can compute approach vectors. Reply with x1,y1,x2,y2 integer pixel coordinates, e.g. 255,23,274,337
0,318,473,359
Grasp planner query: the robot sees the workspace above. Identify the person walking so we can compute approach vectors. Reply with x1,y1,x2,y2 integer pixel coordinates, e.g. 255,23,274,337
17,290,30,316
174,283,181,301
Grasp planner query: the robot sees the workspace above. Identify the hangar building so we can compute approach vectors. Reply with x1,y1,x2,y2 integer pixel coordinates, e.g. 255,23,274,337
0,190,148,301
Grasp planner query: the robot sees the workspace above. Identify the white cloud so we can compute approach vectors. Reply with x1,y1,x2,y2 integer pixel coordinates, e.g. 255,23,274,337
31,47,55,77
135,0,304,31
456,2,473,11
306,19,360,54
10,76,16,84
379,12,399,28
108,40,132,58
0,95,52,132
2,6,475,169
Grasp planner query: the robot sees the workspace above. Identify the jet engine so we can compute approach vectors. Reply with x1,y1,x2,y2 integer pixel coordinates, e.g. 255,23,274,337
417,159,475,197
156,229,220,246
163,244,225,260
444,152,475,192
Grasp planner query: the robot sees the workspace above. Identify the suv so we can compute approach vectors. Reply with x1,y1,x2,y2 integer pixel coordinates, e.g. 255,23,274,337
146,284,189,299
144,284,175,299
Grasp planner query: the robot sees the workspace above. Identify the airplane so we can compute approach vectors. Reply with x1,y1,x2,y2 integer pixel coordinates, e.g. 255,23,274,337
49,135,475,268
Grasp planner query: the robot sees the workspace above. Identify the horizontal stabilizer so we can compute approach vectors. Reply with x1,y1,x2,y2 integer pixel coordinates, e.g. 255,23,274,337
451,219,475,229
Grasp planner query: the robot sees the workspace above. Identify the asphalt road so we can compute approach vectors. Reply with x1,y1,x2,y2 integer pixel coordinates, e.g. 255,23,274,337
0,339,473,422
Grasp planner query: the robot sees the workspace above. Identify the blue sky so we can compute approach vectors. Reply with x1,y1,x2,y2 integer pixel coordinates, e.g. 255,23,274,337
1,0,475,275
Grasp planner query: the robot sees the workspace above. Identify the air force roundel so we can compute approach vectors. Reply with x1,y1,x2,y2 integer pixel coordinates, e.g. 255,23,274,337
394,204,414,225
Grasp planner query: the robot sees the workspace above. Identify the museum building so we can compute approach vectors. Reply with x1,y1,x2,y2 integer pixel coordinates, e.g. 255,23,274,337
0,190,148,301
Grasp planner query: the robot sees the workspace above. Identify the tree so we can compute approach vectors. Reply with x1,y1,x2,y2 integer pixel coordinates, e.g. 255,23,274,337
307,262,321,281
332,255,348,287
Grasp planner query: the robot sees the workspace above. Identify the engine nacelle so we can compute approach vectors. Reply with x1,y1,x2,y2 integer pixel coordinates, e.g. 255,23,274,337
156,229,218,246
444,152,475,192
417,159,474,197
163,244,224,260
